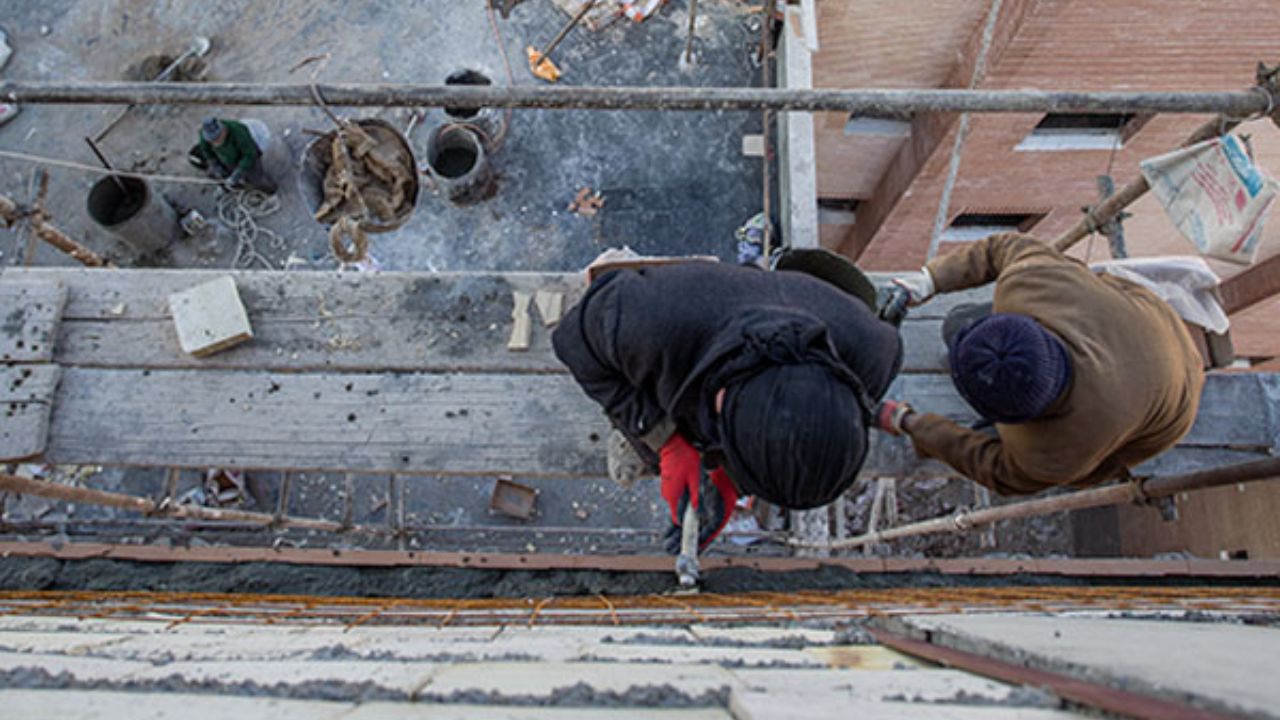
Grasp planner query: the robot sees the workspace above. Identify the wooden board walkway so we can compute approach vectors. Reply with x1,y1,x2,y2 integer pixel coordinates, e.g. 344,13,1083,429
2,268,1274,479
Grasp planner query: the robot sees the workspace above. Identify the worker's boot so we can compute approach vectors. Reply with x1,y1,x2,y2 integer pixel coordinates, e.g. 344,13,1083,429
606,428,653,489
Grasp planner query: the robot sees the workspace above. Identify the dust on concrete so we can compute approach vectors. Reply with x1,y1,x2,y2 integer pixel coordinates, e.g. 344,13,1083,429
0,667,407,703
417,682,732,708
884,687,1060,709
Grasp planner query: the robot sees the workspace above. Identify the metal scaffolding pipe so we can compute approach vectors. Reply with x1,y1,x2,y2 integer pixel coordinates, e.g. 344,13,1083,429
0,81,1272,115
804,457,1280,552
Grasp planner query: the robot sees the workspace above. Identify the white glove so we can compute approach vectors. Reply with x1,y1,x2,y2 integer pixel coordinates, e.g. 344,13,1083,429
892,267,935,307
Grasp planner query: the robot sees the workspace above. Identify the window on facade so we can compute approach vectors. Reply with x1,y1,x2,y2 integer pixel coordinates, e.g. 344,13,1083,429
939,212,1046,243
1015,112,1150,151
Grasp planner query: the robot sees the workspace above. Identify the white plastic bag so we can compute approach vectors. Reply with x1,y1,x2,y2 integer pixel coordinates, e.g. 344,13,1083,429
1140,135,1277,265
1091,256,1229,334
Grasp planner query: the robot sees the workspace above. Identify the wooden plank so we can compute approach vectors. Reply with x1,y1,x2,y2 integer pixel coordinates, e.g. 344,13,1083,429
44,368,610,476
0,365,61,460
7,268,991,374
0,277,66,363
43,269,584,373
39,366,1278,478
1220,252,1280,315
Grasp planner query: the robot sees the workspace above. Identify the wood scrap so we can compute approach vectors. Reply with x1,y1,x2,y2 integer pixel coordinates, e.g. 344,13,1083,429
508,291,533,351
568,187,605,217
534,290,564,327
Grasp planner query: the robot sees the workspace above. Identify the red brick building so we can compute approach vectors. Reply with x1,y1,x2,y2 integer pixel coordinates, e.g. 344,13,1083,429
809,0,1280,359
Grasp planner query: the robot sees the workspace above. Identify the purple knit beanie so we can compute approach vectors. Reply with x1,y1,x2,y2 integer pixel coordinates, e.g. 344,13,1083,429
950,313,1072,424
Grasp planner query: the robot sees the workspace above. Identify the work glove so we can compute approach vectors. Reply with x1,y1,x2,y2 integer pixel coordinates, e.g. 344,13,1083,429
659,434,739,554
891,268,935,307
225,167,246,190
875,399,915,436
662,467,739,555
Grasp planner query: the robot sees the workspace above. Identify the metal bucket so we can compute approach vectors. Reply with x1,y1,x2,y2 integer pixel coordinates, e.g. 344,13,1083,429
298,118,420,233
425,125,493,206
443,69,507,149
85,175,177,254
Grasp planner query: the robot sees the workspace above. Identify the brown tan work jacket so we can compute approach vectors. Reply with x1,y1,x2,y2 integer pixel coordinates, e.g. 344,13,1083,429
906,234,1206,495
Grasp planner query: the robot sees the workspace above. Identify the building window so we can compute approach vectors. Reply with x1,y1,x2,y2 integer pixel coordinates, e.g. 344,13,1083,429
939,212,1046,243
1015,113,1151,151
818,198,859,226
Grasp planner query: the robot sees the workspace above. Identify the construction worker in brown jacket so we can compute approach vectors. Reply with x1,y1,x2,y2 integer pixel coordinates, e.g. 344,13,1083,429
875,233,1205,495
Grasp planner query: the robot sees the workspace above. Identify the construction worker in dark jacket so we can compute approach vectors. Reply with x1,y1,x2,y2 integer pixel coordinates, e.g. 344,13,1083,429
875,233,1205,495
552,257,903,552
188,117,277,193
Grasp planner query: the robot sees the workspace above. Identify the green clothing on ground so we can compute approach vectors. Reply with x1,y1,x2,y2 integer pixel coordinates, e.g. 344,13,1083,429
198,119,259,173
906,233,1205,495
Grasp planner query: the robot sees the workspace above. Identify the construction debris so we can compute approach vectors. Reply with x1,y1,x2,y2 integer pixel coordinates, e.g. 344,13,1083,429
490,476,538,519
534,289,564,326
567,186,604,216
508,290,533,350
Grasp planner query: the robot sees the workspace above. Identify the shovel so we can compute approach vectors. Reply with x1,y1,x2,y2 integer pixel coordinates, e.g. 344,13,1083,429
94,36,212,142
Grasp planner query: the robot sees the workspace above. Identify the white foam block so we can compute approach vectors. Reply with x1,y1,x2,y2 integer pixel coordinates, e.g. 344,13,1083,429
168,276,253,357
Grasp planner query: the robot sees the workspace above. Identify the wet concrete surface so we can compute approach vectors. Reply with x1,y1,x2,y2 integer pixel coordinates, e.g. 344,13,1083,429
1,557,1273,599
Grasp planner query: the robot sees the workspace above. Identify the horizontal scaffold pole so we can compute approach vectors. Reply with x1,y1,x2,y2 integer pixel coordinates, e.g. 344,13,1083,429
797,457,1280,552
0,81,1273,115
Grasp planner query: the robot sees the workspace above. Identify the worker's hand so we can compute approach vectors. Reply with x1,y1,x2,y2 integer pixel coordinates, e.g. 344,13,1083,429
224,168,246,190
891,268,935,307
875,399,915,436
662,467,740,555
659,433,702,524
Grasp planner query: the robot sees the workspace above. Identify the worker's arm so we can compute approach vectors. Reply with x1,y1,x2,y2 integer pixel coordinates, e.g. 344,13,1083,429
903,412,1051,495
925,233,1065,294
551,280,675,452
227,123,260,173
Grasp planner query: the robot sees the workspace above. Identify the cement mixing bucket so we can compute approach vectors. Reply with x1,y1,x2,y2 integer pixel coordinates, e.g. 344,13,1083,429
298,118,419,233
86,175,178,255
424,124,494,206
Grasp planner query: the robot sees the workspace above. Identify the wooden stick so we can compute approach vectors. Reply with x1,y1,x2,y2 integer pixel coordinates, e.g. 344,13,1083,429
535,0,596,64
798,457,1280,551
0,472,386,534
1051,114,1244,253
683,0,700,64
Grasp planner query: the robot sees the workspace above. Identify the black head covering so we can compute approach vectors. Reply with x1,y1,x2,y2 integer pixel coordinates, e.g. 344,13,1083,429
696,309,873,510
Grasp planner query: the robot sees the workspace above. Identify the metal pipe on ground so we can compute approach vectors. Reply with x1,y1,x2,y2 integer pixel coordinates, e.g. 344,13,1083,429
0,81,1273,115
797,457,1280,552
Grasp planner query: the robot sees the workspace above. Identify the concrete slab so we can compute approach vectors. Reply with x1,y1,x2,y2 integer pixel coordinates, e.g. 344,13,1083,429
126,659,436,696
344,706,733,720
731,696,1084,720
805,646,928,670
0,631,132,655
0,652,152,681
579,644,828,669
730,668,1043,704
101,630,378,662
419,661,737,704
0,689,356,720
897,614,1280,719
687,625,838,647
